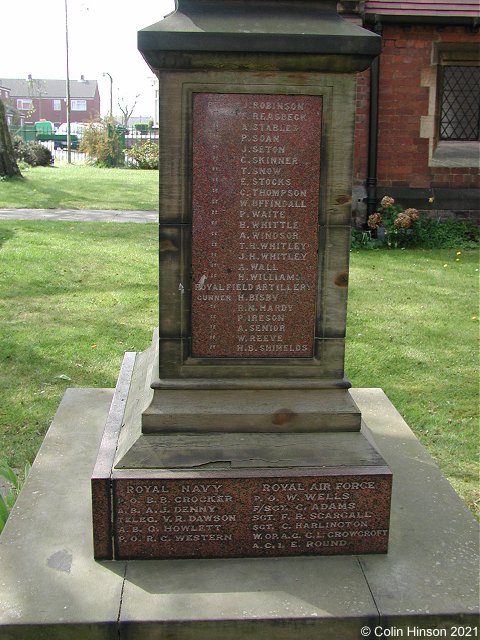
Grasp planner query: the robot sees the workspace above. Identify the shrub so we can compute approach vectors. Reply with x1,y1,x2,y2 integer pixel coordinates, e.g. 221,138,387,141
13,136,52,167
80,118,124,167
367,196,421,248
26,142,53,167
125,142,159,170
365,195,479,249
409,217,479,249
351,228,383,250
13,136,28,161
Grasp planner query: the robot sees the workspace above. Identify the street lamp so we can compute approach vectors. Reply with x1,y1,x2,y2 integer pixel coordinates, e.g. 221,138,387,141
103,72,113,117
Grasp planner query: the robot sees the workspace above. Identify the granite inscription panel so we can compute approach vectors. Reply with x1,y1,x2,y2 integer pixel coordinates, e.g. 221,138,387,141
191,93,322,358
113,469,391,559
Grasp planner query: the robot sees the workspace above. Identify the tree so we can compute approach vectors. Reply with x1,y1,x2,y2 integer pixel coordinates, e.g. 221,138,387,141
0,99,21,178
117,95,140,128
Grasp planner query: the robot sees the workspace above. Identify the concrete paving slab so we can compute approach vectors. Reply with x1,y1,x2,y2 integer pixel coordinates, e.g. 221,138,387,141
0,387,478,639
0,388,124,640
351,389,479,628
120,554,376,640
0,209,157,223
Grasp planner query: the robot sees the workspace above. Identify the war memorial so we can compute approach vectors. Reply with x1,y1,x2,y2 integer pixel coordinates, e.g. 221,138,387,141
0,1,478,638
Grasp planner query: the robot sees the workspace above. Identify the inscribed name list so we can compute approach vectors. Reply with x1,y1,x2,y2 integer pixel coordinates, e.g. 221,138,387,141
113,471,391,559
192,93,322,358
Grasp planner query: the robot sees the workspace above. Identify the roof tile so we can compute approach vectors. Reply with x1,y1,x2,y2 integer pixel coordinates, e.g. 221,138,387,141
364,0,480,17
0,78,98,99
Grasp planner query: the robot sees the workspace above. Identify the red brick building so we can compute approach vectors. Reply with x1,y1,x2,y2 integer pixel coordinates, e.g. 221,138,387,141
345,0,480,224
0,76,100,128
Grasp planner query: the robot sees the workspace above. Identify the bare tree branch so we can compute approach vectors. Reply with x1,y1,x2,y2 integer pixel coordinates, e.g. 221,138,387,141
117,95,140,128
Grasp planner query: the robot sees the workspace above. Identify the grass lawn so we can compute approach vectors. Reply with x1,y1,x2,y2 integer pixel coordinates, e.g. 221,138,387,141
0,221,478,516
346,247,479,516
0,164,159,211
0,221,158,466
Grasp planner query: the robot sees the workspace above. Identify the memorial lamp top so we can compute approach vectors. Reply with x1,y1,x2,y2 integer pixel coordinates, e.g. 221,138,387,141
138,0,381,72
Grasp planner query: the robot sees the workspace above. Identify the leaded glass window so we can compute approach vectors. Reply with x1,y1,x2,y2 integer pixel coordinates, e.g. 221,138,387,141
439,66,480,141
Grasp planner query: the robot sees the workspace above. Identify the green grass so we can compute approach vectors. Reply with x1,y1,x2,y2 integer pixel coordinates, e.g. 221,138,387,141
0,221,158,465
0,164,159,210
0,223,478,516
346,248,479,516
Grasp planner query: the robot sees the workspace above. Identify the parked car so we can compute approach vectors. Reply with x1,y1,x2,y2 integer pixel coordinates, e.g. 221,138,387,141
54,122,87,149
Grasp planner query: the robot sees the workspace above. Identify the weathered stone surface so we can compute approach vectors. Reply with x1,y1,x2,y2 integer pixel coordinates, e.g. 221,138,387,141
91,337,386,560
138,0,381,73
92,352,137,560
116,431,387,470
0,389,121,640
352,388,480,624
112,469,391,559
141,388,362,433
191,93,322,358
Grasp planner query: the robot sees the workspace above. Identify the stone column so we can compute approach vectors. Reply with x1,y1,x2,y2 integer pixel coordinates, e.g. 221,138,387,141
132,0,381,436
92,0,392,560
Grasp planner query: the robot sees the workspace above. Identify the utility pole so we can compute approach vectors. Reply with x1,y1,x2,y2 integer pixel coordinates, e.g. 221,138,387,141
65,0,71,163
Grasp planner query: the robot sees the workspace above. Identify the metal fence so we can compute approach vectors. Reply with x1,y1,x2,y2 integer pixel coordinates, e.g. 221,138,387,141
8,123,159,165
8,124,37,142
41,140,87,164
124,128,159,149
9,126,85,163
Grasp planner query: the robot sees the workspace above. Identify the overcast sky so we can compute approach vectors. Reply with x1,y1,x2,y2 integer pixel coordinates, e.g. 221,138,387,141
2,0,176,118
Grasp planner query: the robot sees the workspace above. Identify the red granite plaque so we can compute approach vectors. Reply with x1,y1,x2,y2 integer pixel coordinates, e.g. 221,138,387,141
112,468,391,559
191,93,322,358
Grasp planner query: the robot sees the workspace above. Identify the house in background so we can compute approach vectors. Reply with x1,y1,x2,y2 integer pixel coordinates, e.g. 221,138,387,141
339,0,479,224
0,83,21,126
0,84,10,102
0,76,100,127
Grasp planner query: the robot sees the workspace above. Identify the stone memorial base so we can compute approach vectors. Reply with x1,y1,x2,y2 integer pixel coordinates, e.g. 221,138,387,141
92,352,392,560
0,387,478,639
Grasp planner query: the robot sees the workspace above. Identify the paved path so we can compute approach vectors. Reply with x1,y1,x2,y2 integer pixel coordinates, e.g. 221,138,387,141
0,208,157,223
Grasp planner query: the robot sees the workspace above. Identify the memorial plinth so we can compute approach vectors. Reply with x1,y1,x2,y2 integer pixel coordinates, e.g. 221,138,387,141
3,389,479,638
93,353,392,560
92,0,389,560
